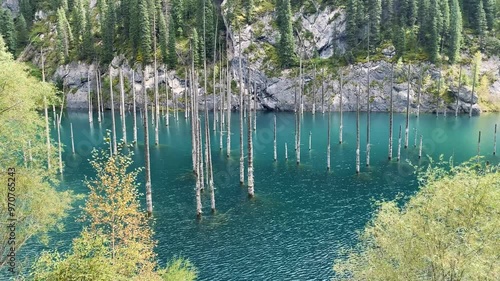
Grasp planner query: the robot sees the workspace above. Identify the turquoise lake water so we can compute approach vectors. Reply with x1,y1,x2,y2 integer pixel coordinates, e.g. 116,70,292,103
19,111,500,280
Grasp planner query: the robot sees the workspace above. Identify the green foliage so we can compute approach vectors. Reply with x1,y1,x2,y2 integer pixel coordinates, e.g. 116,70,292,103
167,19,177,68
102,0,115,63
81,7,94,59
56,8,72,63
30,145,197,281
0,8,16,55
0,39,73,268
277,0,296,68
15,14,29,48
333,159,500,280
447,0,462,63
158,11,168,64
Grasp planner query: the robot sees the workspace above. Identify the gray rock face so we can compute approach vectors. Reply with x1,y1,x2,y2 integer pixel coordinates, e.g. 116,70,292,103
1,0,19,15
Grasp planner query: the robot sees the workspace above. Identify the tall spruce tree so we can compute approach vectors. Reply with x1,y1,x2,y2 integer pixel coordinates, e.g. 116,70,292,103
71,0,86,54
369,0,382,45
192,27,200,67
82,7,94,59
15,14,28,48
0,9,16,54
56,8,70,62
102,0,115,63
482,0,495,30
171,0,184,35
138,0,152,62
477,0,487,37
429,0,440,62
158,11,168,64
346,0,358,48
277,0,295,67
448,0,462,63
19,0,33,26
167,18,177,67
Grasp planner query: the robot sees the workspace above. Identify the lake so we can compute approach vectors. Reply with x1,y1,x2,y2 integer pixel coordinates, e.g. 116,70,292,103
19,110,500,280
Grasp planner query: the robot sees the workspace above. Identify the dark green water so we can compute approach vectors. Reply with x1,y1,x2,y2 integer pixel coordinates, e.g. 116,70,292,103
25,111,500,280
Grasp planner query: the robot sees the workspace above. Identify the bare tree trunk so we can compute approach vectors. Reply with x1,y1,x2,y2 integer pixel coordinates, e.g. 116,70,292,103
419,135,423,159
212,16,219,132
96,70,102,123
308,131,312,151
312,65,316,115
143,68,153,217
437,73,441,117
397,125,402,162
494,124,497,155
226,37,232,158
356,87,360,174
297,54,302,165
274,114,277,161
154,67,160,145
339,70,343,144
253,85,257,132
470,63,477,118
88,71,93,124
417,67,421,118
110,67,117,154
327,103,331,171
56,114,63,174
44,97,51,169
321,68,325,114
389,64,394,160
52,104,56,126
366,63,371,166
165,66,170,127
238,34,244,185
456,65,462,117
285,142,288,160
247,68,254,198
119,69,127,144
414,128,418,147
132,70,138,143
405,64,411,149
70,122,75,154
219,66,224,151
477,131,481,159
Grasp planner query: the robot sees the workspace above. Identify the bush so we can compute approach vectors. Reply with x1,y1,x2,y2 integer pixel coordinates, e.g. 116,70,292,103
333,159,500,280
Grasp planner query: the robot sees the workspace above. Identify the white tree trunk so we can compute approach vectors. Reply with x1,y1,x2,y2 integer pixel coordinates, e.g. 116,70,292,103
356,90,360,174
405,65,411,149
273,115,277,162
419,135,423,159
339,71,343,144
143,68,153,217
70,123,75,154
397,125,402,162
44,97,51,169
389,65,394,160
56,114,63,174
109,67,117,154
119,68,127,144
132,70,138,143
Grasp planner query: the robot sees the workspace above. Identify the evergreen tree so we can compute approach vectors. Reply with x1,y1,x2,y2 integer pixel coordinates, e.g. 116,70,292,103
167,19,177,68
191,27,200,67
0,9,16,54
448,0,462,63
197,0,215,62
56,8,70,62
277,0,295,67
369,0,382,45
429,0,440,62
129,0,140,56
346,0,358,48
82,7,95,59
121,0,131,39
102,0,115,63
71,0,86,52
158,10,168,64
477,0,487,37
408,0,418,26
97,0,107,35
15,14,28,48
482,0,495,30
393,25,406,58
439,0,450,40
138,0,152,62
19,0,33,27
171,0,184,35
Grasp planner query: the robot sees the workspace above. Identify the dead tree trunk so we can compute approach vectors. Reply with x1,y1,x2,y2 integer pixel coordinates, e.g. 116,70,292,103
56,114,63,174
356,87,360,174
247,68,254,198
88,71,93,124
119,68,127,144
456,65,462,117
96,70,102,123
143,68,153,217
70,122,75,154
132,70,138,143
419,135,423,159
44,97,51,169
397,125,402,162
388,64,394,160
327,103,331,171
238,35,245,185
274,114,277,161
366,63,371,166
470,63,477,118
404,64,411,149
110,67,117,154
494,124,497,155
339,70,343,144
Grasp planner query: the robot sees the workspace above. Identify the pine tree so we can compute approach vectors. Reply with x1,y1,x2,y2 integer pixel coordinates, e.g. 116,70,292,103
158,11,168,64
0,9,16,54
138,0,151,62
477,0,487,37
393,25,406,58
429,0,440,62
19,0,33,26
191,27,200,67
129,0,140,56
167,19,177,67
369,0,382,45
82,7,95,59
56,8,70,62
171,0,184,35
482,0,495,30
245,0,254,23
448,0,462,63
277,0,295,67
439,0,450,40
15,14,28,48
121,0,131,39
97,0,107,36
71,0,86,53
102,0,115,63
346,0,358,48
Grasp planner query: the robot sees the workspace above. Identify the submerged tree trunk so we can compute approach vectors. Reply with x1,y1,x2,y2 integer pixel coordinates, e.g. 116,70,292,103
397,125,402,162
143,68,153,217
154,67,160,145
44,96,51,169
247,68,254,198
96,70,102,123
56,114,63,174
356,87,360,174
405,64,411,149
388,64,394,160
470,63,477,118
226,40,231,158
110,67,117,154
70,122,75,154
327,103,331,171
238,36,244,185
274,114,277,161
416,67,422,118
132,70,138,143
312,65,316,114
119,68,127,144
321,68,325,114
339,70,343,144
456,65,462,117
165,65,170,127
88,71,93,124
366,63,371,166
419,135,423,159
477,131,481,159
494,124,497,155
